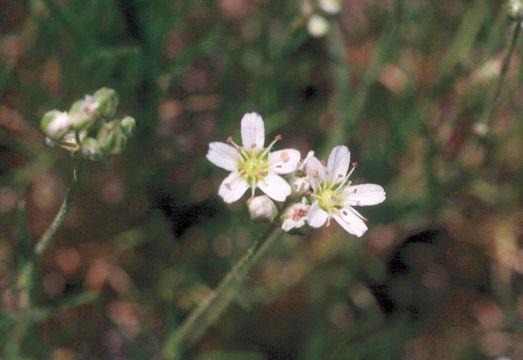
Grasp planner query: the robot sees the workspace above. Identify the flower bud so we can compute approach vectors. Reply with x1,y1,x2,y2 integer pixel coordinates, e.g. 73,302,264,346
319,0,341,15
307,15,329,37
93,87,119,118
281,198,309,232
247,195,277,221
97,120,127,155
80,137,103,160
507,0,523,21
40,110,72,140
291,176,310,195
121,116,136,138
69,96,99,131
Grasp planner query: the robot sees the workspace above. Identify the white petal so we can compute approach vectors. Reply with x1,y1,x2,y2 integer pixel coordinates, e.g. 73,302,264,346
305,156,326,191
257,174,291,202
218,172,249,203
333,210,368,237
207,142,240,171
344,184,386,206
327,145,350,183
241,112,265,150
307,201,329,228
269,149,301,174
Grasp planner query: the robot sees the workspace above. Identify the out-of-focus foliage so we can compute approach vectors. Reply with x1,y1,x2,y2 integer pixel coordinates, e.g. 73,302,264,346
0,0,521,359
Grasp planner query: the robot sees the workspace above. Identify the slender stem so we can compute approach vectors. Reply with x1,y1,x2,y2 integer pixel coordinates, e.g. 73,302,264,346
479,21,521,126
162,224,282,358
34,165,82,257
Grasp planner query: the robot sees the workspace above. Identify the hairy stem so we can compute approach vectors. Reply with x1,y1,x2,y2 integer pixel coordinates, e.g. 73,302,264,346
162,224,282,359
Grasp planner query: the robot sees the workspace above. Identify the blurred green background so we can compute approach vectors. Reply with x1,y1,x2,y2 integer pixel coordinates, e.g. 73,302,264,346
1,0,522,359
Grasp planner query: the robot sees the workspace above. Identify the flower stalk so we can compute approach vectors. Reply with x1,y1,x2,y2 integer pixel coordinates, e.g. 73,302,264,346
162,224,282,358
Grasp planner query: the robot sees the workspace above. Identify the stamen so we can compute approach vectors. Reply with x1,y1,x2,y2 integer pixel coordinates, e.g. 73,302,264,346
303,165,308,172
276,165,282,168
226,136,233,143
349,207,366,221
331,196,337,201
258,171,265,176
240,170,247,176
250,143,256,149
338,174,343,178
274,134,282,141
225,183,231,190
352,162,358,168
312,170,319,178
363,217,368,222
326,219,330,227
353,188,357,193
237,148,242,154
321,160,326,166
343,210,348,216
250,195,255,200
305,191,312,196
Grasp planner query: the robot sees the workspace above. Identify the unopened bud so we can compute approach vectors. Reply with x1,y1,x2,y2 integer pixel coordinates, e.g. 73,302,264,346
247,195,277,221
281,198,309,232
307,15,329,38
291,176,310,195
319,0,341,15
120,116,136,138
97,121,127,155
69,96,99,131
507,0,523,21
41,110,72,140
80,137,102,160
93,87,119,118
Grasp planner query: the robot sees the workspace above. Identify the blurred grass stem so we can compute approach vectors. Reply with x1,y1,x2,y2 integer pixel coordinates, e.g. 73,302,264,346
162,224,282,359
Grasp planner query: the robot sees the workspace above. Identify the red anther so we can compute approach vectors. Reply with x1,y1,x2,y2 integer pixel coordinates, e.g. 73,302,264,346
338,174,344,178
237,148,242,154
363,217,368,222
226,136,233,143
326,219,331,227
352,162,358,167
331,196,337,201
240,170,247,176
225,183,231,190
343,210,348,215
250,143,256,149
250,195,255,200
258,171,265,176
303,165,308,172
321,160,326,166
312,169,319,178
83,106,92,115
305,191,312,196
274,134,282,141
353,188,358,193
276,165,282,168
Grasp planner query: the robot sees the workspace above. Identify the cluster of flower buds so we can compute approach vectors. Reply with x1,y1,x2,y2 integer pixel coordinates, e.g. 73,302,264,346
507,0,523,21
207,112,386,237
301,0,341,38
40,88,136,160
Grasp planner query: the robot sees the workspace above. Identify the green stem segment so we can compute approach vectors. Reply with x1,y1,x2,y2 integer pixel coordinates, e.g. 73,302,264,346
163,224,282,358
479,21,521,125
34,165,81,257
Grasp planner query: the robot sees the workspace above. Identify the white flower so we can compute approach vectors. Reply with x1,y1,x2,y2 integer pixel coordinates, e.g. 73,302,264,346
307,15,330,37
281,197,310,232
306,145,385,237
248,195,277,221
319,0,341,15
207,113,301,203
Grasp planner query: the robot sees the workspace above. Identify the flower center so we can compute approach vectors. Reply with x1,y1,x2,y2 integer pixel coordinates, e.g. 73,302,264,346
317,188,342,210
238,151,269,185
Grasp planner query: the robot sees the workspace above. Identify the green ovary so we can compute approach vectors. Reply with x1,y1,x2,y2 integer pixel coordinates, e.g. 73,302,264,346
238,152,269,184
317,188,342,211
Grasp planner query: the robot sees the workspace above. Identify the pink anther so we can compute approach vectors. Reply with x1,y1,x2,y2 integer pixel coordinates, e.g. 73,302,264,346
251,143,256,149
274,134,282,141
226,136,233,143
352,162,358,167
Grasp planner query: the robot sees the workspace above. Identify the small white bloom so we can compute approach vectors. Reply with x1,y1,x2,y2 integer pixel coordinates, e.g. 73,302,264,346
207,113,301,203
319,0,341,14
281,197,310,232
46,111,72,138
248,195,277,221
307,15,330,38
306,145,386,237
